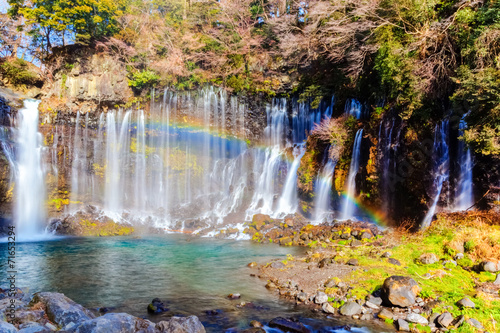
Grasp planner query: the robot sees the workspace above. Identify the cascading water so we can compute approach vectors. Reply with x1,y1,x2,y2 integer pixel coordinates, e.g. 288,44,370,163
422,121,450,228
454,116,473,211
340,129,363,220
277,145,306,214
14,100,47,238
345,99,363,119
313,157,336,223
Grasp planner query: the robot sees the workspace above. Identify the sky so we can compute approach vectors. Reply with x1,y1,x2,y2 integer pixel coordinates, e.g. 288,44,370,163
0,0,8,14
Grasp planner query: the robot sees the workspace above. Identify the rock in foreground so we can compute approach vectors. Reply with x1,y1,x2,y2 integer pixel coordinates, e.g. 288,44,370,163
381,276,421,307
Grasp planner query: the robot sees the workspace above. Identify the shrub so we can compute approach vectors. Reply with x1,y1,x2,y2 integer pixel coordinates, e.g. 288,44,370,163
128,70,160,90
0,58,40,86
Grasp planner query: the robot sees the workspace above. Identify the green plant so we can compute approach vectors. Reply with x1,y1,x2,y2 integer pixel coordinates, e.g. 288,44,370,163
0,58,39,86
128,70,160,89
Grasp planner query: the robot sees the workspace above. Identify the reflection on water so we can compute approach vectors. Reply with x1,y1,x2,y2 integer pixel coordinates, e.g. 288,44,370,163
0,235,386,332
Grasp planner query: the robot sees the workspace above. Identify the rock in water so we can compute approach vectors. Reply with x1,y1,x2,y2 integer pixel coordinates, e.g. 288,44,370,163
457,297,475,308
339,302,362,316
322,302,336,314
406,313,429,325
0,321,17,333
437,312,453,327
156,316,206,333
381,276,421,307
31,292,95,327
67,313,156,333
268,317,310,333
419,253,438,265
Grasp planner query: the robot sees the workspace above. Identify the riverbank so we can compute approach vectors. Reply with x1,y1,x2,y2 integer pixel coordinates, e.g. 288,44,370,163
251,211,500,332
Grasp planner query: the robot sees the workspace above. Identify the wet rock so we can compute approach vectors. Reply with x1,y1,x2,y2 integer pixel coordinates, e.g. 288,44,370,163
314,292,328,304
406,313,428,325
457,297,475,309
67,313,156,333
227,294,241,299
322,302,336,314
360,313,372,321
156,316,205,333
480,261,498,273
437,312,453,328
377,308,393,320
339,302,362,316
466,318,483,330
494,274,500,285
396,319,410,332
347,259,358,266
147,298,168,314
381,276,421,307
0,321,17,333
388,258,401,266
247,262,258,268
419,253,438,265
31,292,95,327
250,320,262,328
268,317,310,333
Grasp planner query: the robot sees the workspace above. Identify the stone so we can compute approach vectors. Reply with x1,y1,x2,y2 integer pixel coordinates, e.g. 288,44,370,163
339,301,362,316
18,322,49,333
454,253,464,260
156,316,206,333
388,258,401,266
466,318,483,330
451,315,465,328
366,295,383,306
241,329,266,333
480,261,498,273
396,319,410,332
360,231,372,240
494,274,500,285
0,321,17,333
381,276,421,307
457,297,475,309
44,323,57,331
351,239,363,247
428,312,439,327
247,262,258,268
364,301,379,310
437,312,453,328
406,313,429,325
347,259,359,266
443,260,457,267
314,292,328,304
297,292,307,302
377,308,393,320
31,292,95,327
360,313,372,320
68,313,156,333
227,293,241,299
419,253,439,265
147,298,168,314
270,261,285,269
322,302,336,314
268,317,310,333
250,320,262,328
381,252,391,258
318,258,330,268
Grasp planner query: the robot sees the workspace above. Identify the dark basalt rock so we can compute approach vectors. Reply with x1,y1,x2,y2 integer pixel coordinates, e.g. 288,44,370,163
147,298,168,314
268,317,310,333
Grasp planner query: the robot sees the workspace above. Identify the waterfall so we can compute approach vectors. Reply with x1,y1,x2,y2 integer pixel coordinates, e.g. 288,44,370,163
14,100,46,238
345,99,363,119
313,158,336,223
277,145,306,215
340,129,363,220
422,121,450,228
454,116,473,211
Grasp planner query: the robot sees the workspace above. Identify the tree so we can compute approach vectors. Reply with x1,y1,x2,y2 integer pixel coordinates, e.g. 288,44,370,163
8,0,126,56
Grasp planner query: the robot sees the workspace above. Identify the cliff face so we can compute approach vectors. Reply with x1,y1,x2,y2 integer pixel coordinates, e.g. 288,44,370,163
40,47,133,117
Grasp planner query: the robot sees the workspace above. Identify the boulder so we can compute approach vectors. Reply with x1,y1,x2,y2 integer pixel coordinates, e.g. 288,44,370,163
314,292,328,304
457,297,475,309
0,321,18,333
67,313,156,333
268,317,310,333
364,301,379,310
419,253,438,265
346,259,359,266
147,298,168,314
377,308,393,320
31,292,95,327
17,321,49,333
396,319,410,332
381,276,421,307
251,214,272,231
322,302,336,314
406,313,428,325
388,258,401,266
466,318,484,330
156,316,206,333
359,231,372,240
480,261,498,273
339,302,362,316
297,292,307,302
437,312,453,328
366,295,383,306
